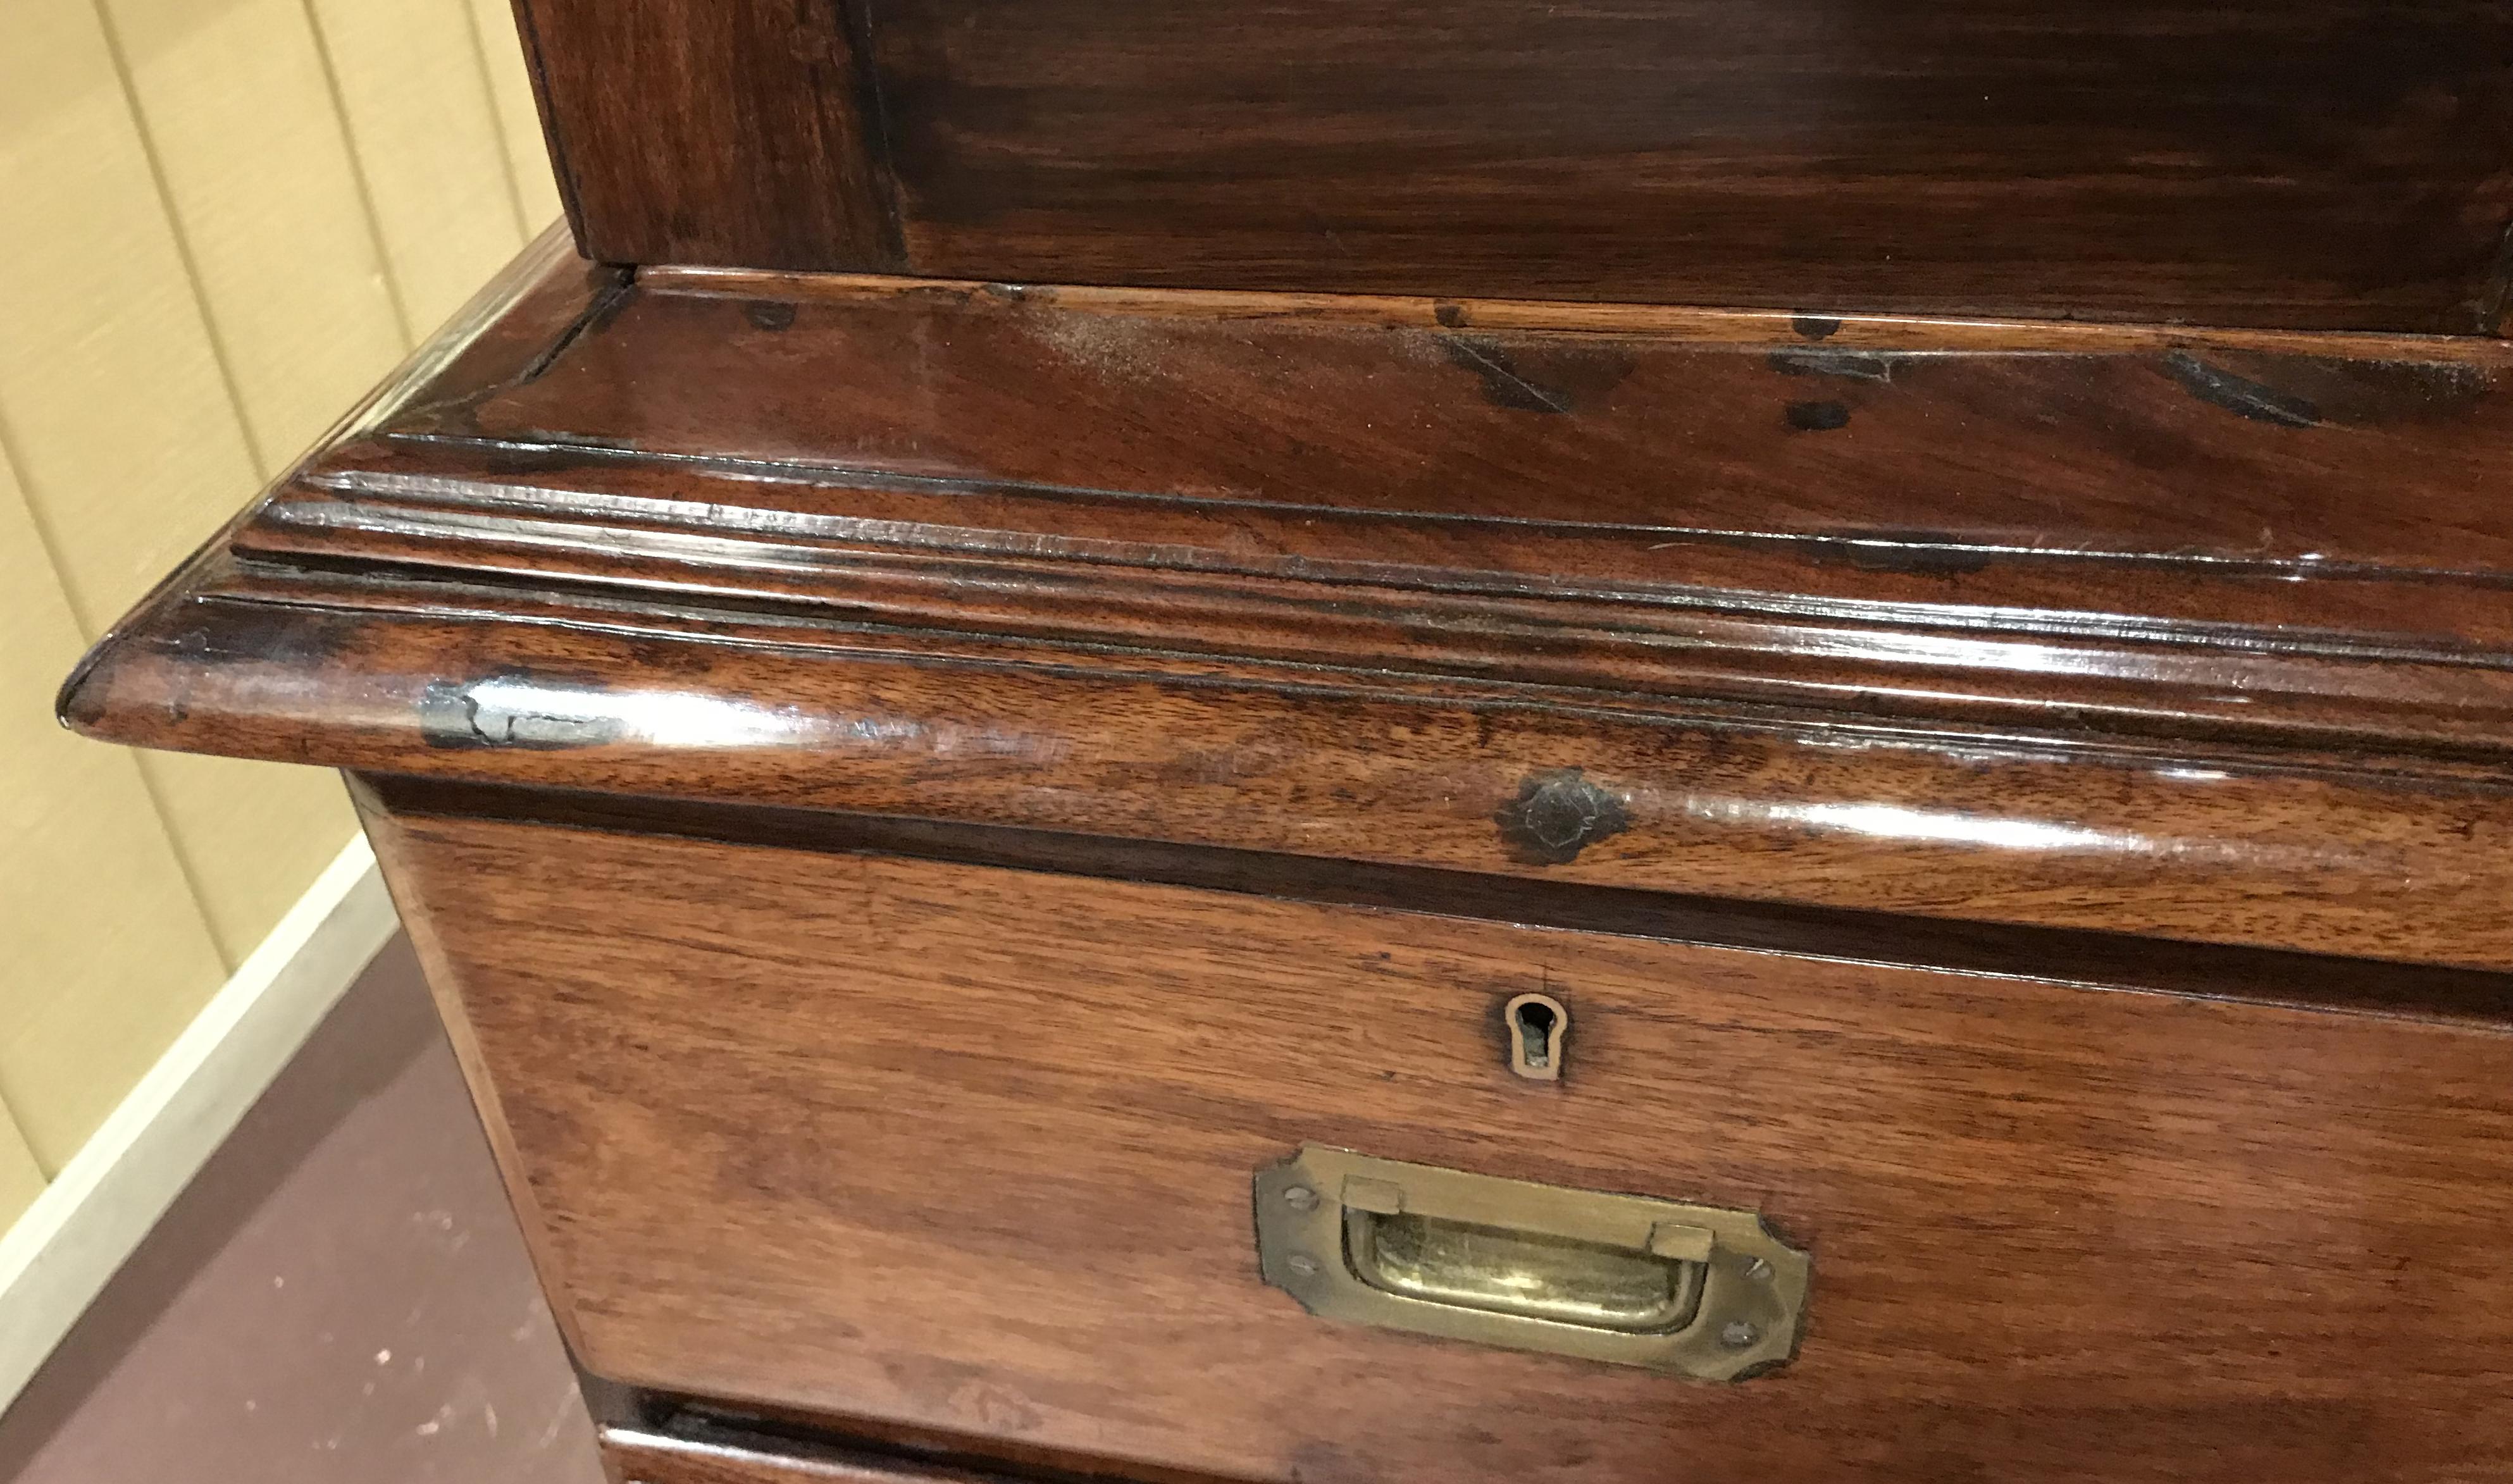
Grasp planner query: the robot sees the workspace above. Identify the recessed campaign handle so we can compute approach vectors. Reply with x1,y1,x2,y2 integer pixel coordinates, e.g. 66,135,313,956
1342,1207,1705,1333
1256,1146,1809,1380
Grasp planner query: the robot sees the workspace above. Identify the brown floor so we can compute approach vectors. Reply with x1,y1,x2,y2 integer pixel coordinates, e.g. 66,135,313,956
0,936,606,1483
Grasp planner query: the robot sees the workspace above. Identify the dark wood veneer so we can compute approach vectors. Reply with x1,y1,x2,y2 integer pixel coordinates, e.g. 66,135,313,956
512,0,2513,331
516,0,897,273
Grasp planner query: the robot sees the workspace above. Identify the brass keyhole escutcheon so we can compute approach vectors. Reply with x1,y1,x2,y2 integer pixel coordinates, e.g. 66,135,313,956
1506,991,1567,1080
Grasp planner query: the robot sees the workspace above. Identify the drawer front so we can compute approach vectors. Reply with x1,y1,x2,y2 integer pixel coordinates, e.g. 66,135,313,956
370,807,2513,1484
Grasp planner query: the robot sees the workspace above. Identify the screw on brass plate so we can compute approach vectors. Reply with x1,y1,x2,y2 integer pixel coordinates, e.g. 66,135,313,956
1505,992,1568,1081
1283,1185,1319,1211
1287,1255,1320,1277
1720,1321,1760,1349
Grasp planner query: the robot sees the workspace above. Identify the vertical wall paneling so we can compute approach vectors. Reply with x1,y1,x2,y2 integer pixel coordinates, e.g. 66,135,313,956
0,443,229,1176
0,0,363,974
131,757,359,972
96,0,414,465
0,1117,42,1233
84,0,385,962
0,0,273,638
1,0,559,1208
306,0,527,334
468,0,566,230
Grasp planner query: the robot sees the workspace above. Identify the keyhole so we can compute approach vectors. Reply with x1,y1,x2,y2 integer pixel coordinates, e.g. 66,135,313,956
1505,992,1568,1082
1515,1001,1557,1065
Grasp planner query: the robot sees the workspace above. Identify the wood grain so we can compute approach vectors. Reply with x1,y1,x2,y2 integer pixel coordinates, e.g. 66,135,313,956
292,273,2513,691
514,0,2513,331
514,0,897,271
638,265,2513,360
370,807,2513,1484
70,583,2513,970
53,246,2513,969
356,775,2513,1032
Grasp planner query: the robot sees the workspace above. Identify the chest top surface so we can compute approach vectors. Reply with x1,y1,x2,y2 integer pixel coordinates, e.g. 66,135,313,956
54,232,2513,968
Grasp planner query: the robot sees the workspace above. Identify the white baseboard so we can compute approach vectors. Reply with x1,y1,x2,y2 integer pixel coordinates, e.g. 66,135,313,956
0,836,397,1407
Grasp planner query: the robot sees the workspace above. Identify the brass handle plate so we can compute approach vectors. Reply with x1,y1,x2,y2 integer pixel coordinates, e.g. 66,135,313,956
1255,1146,1808,1380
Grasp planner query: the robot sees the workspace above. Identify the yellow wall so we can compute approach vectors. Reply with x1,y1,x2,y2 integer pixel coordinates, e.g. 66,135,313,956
0,0,561,1216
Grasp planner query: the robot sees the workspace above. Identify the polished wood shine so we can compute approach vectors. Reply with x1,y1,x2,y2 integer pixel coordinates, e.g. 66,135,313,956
68,584,2513,968
601,1425,1024,1484
358,774,2513,1033
61,4,2513,1478
366,805,2513,1484
511,0,2513,332
512,0,894,275
58,242,2513,967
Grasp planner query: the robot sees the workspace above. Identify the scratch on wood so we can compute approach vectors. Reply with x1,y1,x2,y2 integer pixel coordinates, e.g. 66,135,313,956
2162,351,2321,428
1770,348,1896,382
1438,335,1573,414
516,270,635,386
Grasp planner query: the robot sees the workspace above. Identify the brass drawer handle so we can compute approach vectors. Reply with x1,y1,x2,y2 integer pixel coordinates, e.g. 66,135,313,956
1343,1205,1704,1332
1256,1146,1808,1380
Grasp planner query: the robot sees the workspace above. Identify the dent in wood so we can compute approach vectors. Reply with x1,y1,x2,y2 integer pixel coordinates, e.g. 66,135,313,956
1494,769,1632,866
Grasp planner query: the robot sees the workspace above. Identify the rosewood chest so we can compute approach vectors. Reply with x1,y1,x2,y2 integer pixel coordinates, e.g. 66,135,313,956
61,4,2513,1481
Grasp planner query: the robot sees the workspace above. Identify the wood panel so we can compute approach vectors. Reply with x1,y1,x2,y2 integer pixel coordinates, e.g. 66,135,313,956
514,0,2513,331
361,774,2513,1032
306,0,528,333
373,809,2513,1484
515,0,897,271
0,442,226,1175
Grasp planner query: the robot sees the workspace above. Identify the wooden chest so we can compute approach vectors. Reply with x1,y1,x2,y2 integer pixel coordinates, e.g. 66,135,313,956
60,4,2513,1480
